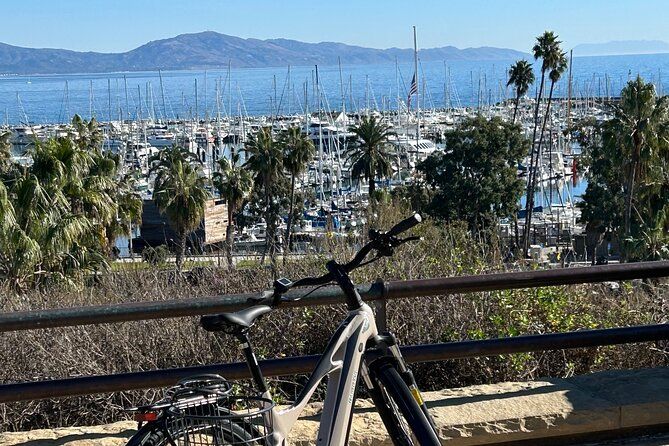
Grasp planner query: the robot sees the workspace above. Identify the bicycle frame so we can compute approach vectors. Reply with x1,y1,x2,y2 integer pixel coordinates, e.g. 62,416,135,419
264,302,378,446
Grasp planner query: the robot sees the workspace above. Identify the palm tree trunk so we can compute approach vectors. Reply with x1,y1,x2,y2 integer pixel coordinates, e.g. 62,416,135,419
512,94,520,124
624,167,636,237
177,229,186,273
368,172,376,200
129,222,134,261
535,80,556,172
284,174,296,264
226,205,234,270
522,71,546,254
260,186,269,265
526,80,556,255
530,80,556,203
623,133,642,260
267,192,277,275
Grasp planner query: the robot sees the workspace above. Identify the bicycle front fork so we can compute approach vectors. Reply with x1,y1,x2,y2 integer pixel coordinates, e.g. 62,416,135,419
362,332,437,429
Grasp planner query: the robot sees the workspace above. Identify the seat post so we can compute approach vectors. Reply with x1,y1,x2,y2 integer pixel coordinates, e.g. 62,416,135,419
236,331,268,394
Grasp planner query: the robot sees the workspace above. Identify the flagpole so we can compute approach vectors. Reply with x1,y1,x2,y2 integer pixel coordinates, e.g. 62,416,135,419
413,25,420,141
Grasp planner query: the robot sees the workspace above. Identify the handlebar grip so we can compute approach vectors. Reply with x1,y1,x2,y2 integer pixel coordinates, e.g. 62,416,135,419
386,213,422,237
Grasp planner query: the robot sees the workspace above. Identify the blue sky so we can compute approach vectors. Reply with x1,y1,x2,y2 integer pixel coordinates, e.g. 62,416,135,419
4,0,668,52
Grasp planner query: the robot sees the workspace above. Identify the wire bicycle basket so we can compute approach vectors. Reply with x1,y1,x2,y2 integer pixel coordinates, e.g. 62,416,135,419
165,393,275,446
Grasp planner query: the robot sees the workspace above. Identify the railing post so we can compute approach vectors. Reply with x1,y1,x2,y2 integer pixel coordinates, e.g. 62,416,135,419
374,278,388,332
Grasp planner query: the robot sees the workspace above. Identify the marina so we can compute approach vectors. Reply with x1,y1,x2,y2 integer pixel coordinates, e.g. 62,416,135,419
4,46,667,265
6,88,609,263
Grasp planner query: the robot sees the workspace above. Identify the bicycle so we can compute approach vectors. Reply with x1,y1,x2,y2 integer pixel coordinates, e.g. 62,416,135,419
125,213,440,446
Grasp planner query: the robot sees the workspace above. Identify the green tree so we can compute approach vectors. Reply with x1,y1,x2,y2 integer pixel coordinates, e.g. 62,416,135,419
392,176,434,214
535,51,568,172
151,146,209,272
418,116,528,232
579,77,669,260
244,127,284,265
0,116,144,287
347,116,394,200
507,60,535,123
3,144,100,288
110,171,143,257
523,31,563,253
213,153,253,268
0,130,12,172
280,126,314,254
71,114,103,149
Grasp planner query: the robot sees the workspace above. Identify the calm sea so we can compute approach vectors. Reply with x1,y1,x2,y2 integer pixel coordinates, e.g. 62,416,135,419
2,53,669,125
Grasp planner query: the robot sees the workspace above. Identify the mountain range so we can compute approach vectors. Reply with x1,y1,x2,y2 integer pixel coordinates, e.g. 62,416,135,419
0,31,528,75
573,40,669,56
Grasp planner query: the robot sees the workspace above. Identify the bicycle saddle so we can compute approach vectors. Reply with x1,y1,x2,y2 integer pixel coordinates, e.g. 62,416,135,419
200,305,272,333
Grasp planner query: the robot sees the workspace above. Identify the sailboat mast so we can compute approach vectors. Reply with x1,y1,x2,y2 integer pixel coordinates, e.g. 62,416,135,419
89,80,94,119
194,78,199,123
65,80,70,122
395,57,400,126
108,79,112,122
137,85,142,121
316,64,324,203
273,74,277,119
159,70,167,121
338,57,345,116
124,75,129,121
413,26,420,141
287,65,292,116
566,49,573,131
227,60,232,122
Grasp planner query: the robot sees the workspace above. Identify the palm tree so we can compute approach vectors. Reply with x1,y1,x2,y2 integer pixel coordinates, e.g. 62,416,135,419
110,171,143,258
533,51,568,177
280,126,314,254
0,130,12,172
244,127,284,264
71,114,103,150
347,116,394,200
612,77,669,243
507,60,535,124
0,119,135,287
213,153,253,268
151,146,209,272
522,31,562,253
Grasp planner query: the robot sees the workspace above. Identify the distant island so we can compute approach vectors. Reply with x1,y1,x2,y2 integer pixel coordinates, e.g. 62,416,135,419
573,40,669,56
0,31,528,75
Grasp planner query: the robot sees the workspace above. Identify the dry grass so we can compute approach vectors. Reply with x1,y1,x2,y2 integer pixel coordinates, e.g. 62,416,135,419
1,208,667,430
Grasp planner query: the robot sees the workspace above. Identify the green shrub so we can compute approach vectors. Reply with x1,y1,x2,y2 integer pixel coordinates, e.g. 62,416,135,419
141,245,170,266
0,206,666,430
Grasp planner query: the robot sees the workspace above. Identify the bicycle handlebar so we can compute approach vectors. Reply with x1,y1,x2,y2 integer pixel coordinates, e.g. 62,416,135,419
277,214,422,299
386,213,422,237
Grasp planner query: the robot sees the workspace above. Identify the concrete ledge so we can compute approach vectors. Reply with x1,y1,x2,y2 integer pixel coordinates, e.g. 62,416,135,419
1,368,668,445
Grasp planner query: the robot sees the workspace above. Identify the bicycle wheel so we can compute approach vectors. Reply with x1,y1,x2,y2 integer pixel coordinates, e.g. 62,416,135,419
369,363,440,446
125,420,259,446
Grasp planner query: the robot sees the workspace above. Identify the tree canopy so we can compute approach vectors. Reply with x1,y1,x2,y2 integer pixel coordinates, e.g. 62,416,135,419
347,116,394,199
151,146,209,272
0,115,142,288
418,116,528,232
578,77,669,260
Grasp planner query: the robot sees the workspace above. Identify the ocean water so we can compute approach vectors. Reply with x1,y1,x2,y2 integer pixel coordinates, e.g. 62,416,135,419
1,53,668,125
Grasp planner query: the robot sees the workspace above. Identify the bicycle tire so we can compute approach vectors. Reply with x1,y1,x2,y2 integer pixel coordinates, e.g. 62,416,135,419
370,363,440,446
124,420,259,446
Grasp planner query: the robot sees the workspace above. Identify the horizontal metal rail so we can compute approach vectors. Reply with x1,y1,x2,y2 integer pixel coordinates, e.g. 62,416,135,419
1,261,668,333
1,323,667,403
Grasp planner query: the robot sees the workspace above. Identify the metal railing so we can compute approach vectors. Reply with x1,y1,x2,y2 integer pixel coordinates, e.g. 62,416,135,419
1,261,668,404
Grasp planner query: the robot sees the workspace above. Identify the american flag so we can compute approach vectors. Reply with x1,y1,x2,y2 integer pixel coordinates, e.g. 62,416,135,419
407,72,418,106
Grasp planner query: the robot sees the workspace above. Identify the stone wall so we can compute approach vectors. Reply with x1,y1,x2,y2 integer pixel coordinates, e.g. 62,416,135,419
2,368,668,445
